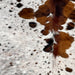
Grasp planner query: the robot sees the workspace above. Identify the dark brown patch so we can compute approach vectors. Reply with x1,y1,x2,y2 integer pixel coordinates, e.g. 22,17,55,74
71,0,75,1
35,5,50,17
66,22,75,30
65,67,73,72
53,32,74,58
41,29,49,35
63,2,74,17
69,10,75,20
29,22,37,28
18,8,34,19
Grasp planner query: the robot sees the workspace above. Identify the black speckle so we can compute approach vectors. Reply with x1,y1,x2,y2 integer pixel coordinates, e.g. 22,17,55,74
0,43,1,46
58,71,60,73
35,62,38,64
9,10,13,12
8,26,12,29
8,42,10,44
0,0,2,1
10,62,13,66
2,49,5,51
6,24,8,25
33,50,36,52
5,45,7,47
29,22,37,28
47,73,49,75
31,53,33,56
60,69,63,71
17,0,21,2
43,38,54,52
39,73,41,75
10,3,13,5
66,22,75,30
49,71,51,73
44,61,47,63
16,3,23,8
48,62,50,64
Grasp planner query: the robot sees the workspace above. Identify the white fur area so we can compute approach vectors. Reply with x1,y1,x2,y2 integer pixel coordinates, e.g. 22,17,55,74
0,0,75,75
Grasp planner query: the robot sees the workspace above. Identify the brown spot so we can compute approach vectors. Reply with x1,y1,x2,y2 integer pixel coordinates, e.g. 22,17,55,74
41,29,49,35
33,50,36,52
65,67,73,72
35,62,38,64
69,53,72,55
29,22,37,28
18,8,34,19
53,32,74,58
35,5,50,17
66,22,75,30
9,62,13,66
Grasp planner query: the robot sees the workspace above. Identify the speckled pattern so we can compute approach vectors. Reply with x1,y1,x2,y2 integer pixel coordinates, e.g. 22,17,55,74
0,0,75,75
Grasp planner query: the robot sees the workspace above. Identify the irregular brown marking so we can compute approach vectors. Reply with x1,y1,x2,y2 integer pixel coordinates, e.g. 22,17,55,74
18,0,74,58
18,0,74,33
35,0,65,35
53,32,74,58
63,2,74,17
18,0,71,34
18,8,34,19
69,9,75,20
66,22,75,30
34,0,70,34
65,67,73,72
